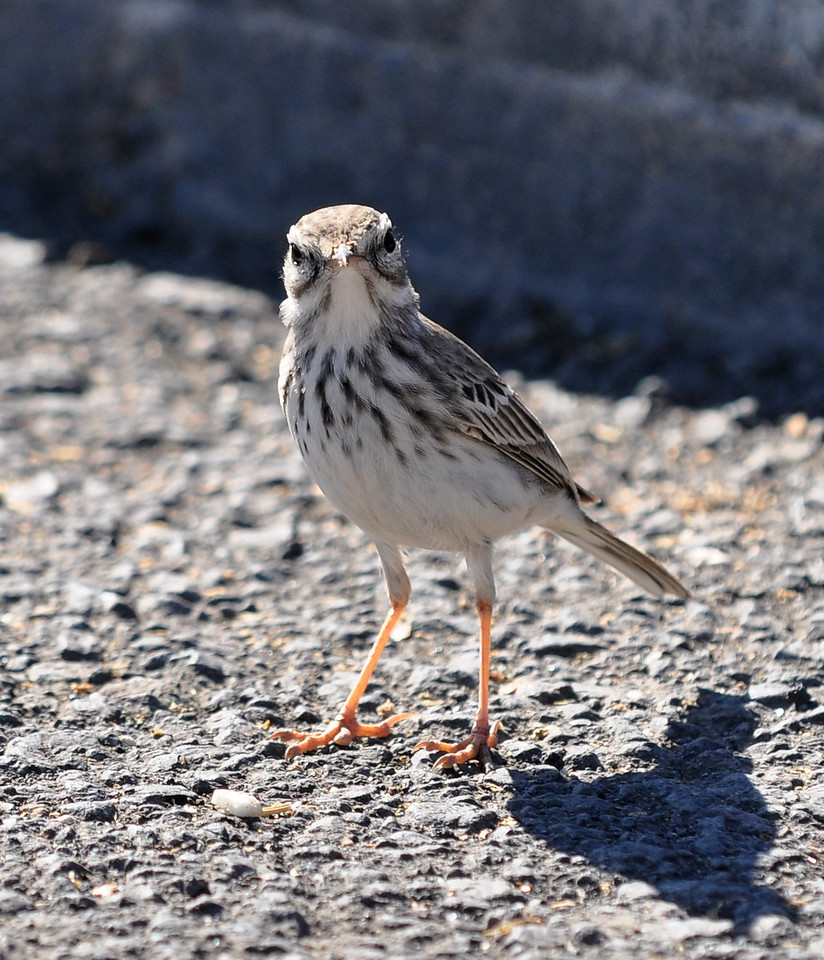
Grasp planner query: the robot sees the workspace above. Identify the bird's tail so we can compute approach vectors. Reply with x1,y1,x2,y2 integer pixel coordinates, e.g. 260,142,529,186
554,515,690,599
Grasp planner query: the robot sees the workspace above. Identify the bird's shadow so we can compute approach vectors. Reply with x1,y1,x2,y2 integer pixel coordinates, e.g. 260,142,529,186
508,689,794,932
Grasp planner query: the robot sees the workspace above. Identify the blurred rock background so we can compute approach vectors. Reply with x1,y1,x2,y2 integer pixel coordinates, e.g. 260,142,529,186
1,0,823,415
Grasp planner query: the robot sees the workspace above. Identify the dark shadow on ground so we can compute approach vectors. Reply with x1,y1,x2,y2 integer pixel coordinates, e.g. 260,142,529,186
508,690,794,932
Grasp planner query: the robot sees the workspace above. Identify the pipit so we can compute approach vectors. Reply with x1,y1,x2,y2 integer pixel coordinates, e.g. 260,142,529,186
273,204,689,768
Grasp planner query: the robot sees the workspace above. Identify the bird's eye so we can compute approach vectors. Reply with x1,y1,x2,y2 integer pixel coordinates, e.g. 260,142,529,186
382,230,396,254
289,243,304,265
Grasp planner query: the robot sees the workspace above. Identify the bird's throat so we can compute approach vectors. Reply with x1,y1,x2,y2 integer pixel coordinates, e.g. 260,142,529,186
327,267,379,340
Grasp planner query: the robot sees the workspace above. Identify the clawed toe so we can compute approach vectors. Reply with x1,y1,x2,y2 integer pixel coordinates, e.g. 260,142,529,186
269,724,340,759
271,711,415,759
415,720,501,770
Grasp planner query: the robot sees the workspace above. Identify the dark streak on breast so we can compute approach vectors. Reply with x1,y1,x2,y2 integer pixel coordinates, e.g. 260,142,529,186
436,442,458,461
357,343,378,375
315,350,336,433
386,333,452,401
340,374,367,413
369,402,395,444
374,372,407,401
279,367,294,409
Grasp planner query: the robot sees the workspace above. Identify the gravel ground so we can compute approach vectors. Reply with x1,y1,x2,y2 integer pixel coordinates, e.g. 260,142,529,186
1,232,823,959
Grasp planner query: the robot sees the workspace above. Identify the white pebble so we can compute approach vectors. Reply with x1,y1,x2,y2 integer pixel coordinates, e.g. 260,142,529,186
211,789,291,819
211,789,265,818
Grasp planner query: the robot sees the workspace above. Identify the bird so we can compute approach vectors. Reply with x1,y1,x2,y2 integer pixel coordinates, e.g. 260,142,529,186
272,204,689,769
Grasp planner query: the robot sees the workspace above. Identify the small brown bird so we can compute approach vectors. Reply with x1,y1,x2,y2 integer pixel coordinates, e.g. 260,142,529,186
273,204,689,768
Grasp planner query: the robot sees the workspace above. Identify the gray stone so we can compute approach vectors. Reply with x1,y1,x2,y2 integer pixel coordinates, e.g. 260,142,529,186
0,220,819,959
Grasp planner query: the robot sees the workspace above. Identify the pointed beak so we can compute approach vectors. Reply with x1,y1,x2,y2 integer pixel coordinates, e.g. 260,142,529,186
331,242,352,267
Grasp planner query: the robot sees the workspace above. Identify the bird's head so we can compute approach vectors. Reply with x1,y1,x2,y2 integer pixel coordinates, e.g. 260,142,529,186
280,205,418,341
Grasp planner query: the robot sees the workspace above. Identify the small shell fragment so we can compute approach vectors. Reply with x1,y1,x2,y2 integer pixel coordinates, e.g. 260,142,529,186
211,788,291,819
91,883,119,899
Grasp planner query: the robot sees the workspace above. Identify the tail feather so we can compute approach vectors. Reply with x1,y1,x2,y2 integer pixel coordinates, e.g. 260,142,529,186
555,515,690,599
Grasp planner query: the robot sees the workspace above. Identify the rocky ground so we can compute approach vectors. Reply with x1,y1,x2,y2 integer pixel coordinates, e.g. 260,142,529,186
0,232,823,959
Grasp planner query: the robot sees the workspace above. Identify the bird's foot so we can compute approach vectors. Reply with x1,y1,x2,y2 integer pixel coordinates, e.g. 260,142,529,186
270,710,415,759
415,720,501,770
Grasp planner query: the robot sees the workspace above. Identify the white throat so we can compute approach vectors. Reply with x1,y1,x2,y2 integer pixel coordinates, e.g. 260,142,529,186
324,266,380,345
283,265,415,350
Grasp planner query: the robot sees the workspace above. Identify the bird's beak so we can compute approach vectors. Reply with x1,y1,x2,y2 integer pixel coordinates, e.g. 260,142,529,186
331,242,353,267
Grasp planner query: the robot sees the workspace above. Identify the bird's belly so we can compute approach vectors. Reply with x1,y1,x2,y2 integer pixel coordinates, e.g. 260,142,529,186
296,415,543,550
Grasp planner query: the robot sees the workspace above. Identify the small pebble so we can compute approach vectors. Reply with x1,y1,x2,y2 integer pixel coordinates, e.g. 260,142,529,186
211,789,291,819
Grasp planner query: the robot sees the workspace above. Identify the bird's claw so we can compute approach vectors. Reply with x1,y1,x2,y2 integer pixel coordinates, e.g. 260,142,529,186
271,711,415,759
415,720,501,770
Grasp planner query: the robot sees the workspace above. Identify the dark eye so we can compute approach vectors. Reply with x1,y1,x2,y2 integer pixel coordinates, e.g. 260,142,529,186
289,243,304,265
382,230,396,253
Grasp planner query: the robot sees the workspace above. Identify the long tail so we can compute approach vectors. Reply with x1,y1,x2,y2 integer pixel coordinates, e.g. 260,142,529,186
554,515,690,598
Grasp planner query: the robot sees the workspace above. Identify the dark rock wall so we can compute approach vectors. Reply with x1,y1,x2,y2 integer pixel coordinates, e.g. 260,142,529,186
2,0,823,413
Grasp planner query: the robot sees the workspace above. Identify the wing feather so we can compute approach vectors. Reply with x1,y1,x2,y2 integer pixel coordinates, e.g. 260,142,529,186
446,346,582,499
395,318,599,504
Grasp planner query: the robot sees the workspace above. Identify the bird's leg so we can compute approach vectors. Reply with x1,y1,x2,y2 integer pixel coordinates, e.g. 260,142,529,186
415,599,500,769
270,599,415,758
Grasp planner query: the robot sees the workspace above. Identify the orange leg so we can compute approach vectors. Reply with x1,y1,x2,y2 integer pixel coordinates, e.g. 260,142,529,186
415,599,500,769
270,600,415,759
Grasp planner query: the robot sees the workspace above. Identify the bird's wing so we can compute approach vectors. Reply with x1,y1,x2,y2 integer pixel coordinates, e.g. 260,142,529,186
444,339,595,503
391,317,599,504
